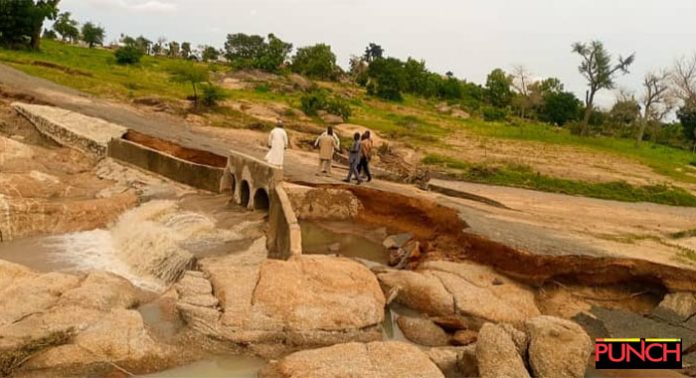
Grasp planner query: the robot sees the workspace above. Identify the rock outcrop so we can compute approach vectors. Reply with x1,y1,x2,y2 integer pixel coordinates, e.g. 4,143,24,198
259,341,444,378
476,323,530,378
177,253,386,357
396,316,450,347
378,261,540,326
0,261,173,376
525,316,592,378
284,184,362,221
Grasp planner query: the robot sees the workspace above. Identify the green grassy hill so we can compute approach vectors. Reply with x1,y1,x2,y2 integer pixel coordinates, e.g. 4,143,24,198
2,40,696,206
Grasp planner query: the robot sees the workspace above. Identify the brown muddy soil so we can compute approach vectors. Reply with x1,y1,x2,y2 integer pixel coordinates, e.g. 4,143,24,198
123,130,227,167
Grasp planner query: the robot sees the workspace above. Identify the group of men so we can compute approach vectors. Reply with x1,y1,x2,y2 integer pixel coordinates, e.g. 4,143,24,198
264,120,373,185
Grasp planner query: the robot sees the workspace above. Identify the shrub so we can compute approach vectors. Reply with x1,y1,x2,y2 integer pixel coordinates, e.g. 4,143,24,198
200,84,228,107
300,90,352,120
482,106,507,122
114,45,143,65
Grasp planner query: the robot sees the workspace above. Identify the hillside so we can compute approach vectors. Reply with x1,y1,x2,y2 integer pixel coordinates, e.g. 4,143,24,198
2,39,696,206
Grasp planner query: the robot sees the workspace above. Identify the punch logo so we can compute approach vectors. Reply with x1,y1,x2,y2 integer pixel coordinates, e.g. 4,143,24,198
595,338,682,369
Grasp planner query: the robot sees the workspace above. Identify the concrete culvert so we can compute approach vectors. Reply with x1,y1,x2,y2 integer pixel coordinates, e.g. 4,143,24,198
240,180,251,208
253,188,270,211
230,175,237,194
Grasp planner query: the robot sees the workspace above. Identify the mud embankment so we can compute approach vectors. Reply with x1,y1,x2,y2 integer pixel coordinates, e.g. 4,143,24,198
312,184,696,292
123,131,227,168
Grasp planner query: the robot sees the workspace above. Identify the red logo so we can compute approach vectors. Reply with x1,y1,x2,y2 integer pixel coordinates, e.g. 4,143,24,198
595,338,682,369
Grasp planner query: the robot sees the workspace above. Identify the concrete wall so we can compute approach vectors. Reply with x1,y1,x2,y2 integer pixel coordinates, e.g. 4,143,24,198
268,183,302,260
108,138,225,193
13,102,127,158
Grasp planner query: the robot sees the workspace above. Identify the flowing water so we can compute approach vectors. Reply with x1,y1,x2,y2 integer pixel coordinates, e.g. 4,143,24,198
0,200,252,292
140,355,266,378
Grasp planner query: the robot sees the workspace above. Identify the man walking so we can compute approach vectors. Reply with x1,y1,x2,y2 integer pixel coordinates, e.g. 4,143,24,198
265,119,288,168
315,126,338,176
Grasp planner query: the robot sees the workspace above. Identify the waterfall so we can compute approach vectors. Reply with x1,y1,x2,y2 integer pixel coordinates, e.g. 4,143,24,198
44,200,242,292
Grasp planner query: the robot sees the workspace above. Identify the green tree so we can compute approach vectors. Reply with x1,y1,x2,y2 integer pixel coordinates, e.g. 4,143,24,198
485,68,513,108
42,28,57,40
0,0,59,49
572,40,635,136
167,61,209,106
367,57,406,101
677,100,696,144
80,22,104,48
53,11,79,42
539,91,581,126
135,35,151,54
201,46,219,62
167,41,180,58
223,33,291,72
181,41,191,59
363,43,384,63
291,43,337,80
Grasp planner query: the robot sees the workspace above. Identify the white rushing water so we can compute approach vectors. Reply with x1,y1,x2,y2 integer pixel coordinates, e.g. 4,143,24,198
41,200,243,292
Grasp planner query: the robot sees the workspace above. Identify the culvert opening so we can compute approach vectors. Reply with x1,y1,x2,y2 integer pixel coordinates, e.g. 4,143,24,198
123,130,227,167
253,188,270,211
240,181,250,208
230,175,237,194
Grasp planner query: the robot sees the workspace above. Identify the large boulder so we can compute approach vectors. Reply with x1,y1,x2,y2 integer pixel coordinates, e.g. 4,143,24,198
657,292,696,320
426,346,477,378
476,323,530,378
396,316,450,347
284,185,362,221
377,261,540,326
183,254,387,356
260,341,444,378
525,316,592,378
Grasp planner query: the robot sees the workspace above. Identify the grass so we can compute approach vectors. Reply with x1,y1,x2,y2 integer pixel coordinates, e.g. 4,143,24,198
423,153,696,207
2,40,696,197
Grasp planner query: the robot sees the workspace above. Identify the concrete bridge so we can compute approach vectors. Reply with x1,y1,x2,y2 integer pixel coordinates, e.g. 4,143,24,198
220,151,283,211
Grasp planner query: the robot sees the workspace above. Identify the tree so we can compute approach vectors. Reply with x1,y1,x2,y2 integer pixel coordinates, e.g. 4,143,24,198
42,28,57,40
609,97,640,136
367,57,406,101
167,41,180,58
53,11,79,43
572,40,635,136
201,46,219,62
291,43,337,80
167,61,209,106
135,35,152,54
80,22,104,48
363,43,384,63
510,65,538,118
539,91,581,126
677,101,696,144
671,54,696,102
636,70,672,146
181,42,191,59
223,33,291,72
485,68,513,108
0,0,60,49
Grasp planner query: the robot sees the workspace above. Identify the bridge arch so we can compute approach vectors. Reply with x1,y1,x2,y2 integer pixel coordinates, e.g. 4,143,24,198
253,188,270,211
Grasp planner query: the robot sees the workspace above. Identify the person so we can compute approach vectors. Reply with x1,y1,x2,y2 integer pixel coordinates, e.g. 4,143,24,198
264,119,288,168
315,126,340,151
315,126,338,176
357,130,373,182
342,132,362,184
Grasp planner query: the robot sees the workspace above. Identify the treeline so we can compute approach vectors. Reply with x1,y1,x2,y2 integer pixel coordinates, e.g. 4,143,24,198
2,2,696,150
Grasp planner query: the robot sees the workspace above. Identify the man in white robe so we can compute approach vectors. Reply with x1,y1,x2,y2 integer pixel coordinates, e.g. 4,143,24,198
265,120,289,168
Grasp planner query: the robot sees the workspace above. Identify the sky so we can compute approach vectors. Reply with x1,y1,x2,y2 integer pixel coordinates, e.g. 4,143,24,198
59,0,696,109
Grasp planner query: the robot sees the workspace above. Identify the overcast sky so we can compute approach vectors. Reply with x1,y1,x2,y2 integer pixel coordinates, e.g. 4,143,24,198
59,0,696,108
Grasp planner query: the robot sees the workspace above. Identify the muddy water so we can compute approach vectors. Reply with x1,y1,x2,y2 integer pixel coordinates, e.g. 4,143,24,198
140,355,266,378
300,221,390,265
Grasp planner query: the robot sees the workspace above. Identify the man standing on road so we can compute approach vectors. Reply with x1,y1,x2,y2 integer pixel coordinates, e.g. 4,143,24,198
265,119,288,168
315,126,338,176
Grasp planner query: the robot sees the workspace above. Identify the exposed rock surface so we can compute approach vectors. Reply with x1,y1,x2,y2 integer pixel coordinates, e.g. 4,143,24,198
178,252,386,357
260,341,444,378
476,323,530,378
396,316,450,347
284,184,362,220
0,261,172,376
657,292,696,320
525,316,591,378
378,261,540,326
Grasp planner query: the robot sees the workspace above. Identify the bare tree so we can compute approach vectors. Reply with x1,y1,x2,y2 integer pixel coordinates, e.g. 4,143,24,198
572,40,635,136
510,65,536,118
672,54,696,102
636,70,672,146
